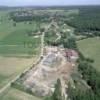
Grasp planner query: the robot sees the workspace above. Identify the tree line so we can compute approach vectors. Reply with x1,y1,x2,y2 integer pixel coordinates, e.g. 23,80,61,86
9,11,51,22
45,41,100,100
65,6,100,36
67,49,100,100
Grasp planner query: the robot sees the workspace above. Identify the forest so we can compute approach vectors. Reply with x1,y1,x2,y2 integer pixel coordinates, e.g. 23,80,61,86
66,6,100,36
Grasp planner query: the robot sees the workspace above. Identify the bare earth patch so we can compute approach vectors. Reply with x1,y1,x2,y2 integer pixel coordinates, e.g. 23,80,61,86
16,46,76,97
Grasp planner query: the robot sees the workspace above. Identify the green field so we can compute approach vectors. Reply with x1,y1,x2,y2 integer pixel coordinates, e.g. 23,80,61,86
0,11,40,39
0,10,42,88
77,37,100,71
0,56,38,89
0,87,41,100
0,30,41,57
0,11,41,57
0,10,42,100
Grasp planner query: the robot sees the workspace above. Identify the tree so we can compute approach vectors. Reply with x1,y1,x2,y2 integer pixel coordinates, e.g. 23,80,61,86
51,79,63,100
44,79,63,100
63,37,77,50
13,22,16,27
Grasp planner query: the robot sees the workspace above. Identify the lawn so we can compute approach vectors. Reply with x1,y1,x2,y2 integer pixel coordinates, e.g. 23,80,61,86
77,37,100,72
0,87,41,100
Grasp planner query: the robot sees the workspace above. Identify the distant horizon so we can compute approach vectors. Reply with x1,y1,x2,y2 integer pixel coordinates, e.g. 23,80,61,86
0,0,100,7
0,4,100,7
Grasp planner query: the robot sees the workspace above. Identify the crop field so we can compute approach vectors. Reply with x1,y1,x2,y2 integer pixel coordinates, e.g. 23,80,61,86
0,31,41,57
0,11,41,57
0,87,41,100
0,56,38,89
0,10,41,89
0,11,40,39
0,10,42,100
77,37,100,71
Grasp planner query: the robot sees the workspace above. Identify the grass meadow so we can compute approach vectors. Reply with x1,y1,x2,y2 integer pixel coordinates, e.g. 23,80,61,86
77,37,100,72
0,87,41,100
0,10,41,57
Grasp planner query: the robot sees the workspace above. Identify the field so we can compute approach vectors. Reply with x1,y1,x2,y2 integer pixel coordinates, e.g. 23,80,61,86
0,87,41,100
0,31,41,57
0,10,42,100
0,10,41,57
77,37,100,71
1,8,99,100
0,10,41,88
0,56,39,88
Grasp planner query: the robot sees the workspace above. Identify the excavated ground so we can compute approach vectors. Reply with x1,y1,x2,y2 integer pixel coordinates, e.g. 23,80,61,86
19,46,75,97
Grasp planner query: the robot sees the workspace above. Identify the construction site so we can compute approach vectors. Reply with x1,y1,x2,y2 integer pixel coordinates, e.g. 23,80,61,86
13,46,78,98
